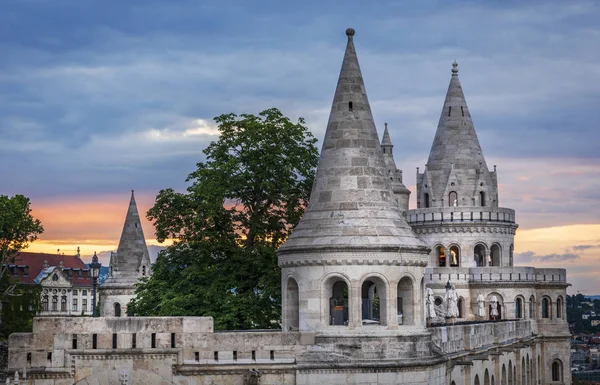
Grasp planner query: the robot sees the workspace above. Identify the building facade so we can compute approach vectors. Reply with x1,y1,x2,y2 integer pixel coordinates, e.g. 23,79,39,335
5,251,95,317
7,29,571,385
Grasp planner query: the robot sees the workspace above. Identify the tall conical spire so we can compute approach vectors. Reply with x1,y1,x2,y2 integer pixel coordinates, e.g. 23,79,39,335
279,29,427,253
419,62,497,207
112,190,151,277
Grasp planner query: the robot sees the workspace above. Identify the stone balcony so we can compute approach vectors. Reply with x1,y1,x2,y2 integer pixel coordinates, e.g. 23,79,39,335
430,319,532,354
406,206,516,225
425,267,567,285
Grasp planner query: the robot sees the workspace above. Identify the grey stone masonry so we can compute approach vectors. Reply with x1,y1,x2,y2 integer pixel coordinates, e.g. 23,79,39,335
381,123,410,213
278,29,427,254
110,190,151,280
416,62,498,209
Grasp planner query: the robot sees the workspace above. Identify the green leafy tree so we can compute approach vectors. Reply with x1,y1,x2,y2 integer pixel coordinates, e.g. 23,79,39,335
0,194,44,336
128,108,319,329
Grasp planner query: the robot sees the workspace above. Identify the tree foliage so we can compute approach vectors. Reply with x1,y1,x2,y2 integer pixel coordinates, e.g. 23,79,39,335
0,194,44,336
128,108,319,329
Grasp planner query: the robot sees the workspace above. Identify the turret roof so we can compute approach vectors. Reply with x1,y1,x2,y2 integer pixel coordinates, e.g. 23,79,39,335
278,29,427,253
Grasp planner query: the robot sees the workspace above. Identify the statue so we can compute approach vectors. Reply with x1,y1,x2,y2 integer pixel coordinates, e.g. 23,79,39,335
490,295,499,320
445,285,459,318
425,288,437,319
477,294,485,317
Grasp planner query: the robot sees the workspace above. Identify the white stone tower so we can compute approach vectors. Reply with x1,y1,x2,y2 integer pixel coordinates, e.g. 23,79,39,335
278,28,430,336
408,62,518,272
99,190,152,316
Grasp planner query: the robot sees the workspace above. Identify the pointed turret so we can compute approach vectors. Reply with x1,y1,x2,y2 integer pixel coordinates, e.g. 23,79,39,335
381,123,410,213
112,191,151,278
417,62,497,208
279,29,427,252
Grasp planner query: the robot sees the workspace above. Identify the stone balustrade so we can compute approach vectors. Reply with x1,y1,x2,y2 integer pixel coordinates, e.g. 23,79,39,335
430,319,532,354
426,267,567,285
406,206,516,225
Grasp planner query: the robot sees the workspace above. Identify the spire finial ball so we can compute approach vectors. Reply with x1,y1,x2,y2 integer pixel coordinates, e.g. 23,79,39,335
452,61,458,74
346,28,355,37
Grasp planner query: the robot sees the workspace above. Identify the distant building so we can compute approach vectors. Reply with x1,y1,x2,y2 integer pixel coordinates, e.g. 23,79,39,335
6,251,95,316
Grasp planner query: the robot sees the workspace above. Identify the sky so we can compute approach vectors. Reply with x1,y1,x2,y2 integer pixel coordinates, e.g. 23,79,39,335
1,0,599,294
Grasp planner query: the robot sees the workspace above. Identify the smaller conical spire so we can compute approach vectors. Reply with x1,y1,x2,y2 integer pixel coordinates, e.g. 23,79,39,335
112,190,151,278
381,122,392,146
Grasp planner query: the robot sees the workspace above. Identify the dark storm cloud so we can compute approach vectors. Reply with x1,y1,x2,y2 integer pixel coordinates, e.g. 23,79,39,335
1,0,600,220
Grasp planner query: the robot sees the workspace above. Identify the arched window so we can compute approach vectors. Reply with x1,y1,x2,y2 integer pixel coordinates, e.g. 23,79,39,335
114,302,122,317
509,244,514,266
52,296,58,312
42,296,49,312
362,278,387,325
397,277,414,325
424,193,430,208
490,244,501,266
449,191,458,207
552,360,562,382
556,296,563,318
52,274,59,281
491,375,495,385
285,278,299,331
437,245,446,267
542,297,550,319
521,358,526,385
449,245,460,267
61,296,67,312
480,191,486,206
508,361,513,385
329,280,349,326
484,369,490,385
474,244,487,267
515,297,523,319
529,296,535,319
502,364,507,385
474,374,480,385
457,297,464,318
526,354,530,384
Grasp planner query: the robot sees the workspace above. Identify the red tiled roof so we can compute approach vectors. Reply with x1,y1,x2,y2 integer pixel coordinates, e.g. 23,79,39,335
6,251,92,287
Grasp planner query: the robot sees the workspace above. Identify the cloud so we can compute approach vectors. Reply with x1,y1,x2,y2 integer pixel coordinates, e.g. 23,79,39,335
515,250,580,264
572,244,600,251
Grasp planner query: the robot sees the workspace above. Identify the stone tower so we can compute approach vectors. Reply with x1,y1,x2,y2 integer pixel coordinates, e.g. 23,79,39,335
381,122,411,213
278,29,430,335
99,190,152,316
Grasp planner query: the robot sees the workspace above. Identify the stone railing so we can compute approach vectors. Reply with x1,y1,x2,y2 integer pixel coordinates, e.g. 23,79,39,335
426,267,567,285
430,319,532,354
406,207,516,225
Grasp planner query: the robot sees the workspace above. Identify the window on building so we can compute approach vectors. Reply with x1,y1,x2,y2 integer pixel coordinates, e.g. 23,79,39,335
114,303,121,317
132,333,137,349
348,101,353,111
449,245,460,267
551,360,562,382
529,296,535,319
112,334,118,349
437,246,446,267
42,296,49,312
557,297,563,318
72,298,78,312
542,298,550,319
195,352,200,362
82,289,87,296
424,193,430,208
92,334,97,349
52,274,58,281
61,296,67,312
171,333,176,348
449,191,458,207
142,265,146,276
27,353,31,365
328,279,349,326
72,334,78,349
82,299,88,312
515,297,523,319
480,191,486,207
23,266,29,276
151,333,156,348
52,296,58,312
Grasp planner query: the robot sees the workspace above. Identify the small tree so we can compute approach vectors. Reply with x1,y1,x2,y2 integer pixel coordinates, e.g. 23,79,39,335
0,195,44,332
128,108,319,329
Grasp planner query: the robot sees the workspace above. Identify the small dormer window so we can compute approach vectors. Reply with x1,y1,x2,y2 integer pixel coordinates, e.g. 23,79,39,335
24,266,29,276
52,274,58,281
